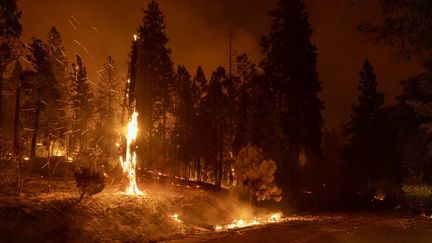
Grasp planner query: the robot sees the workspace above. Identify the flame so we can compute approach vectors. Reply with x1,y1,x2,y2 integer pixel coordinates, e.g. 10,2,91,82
172,213,182,223
215,212,284,231
120,111,142,195
269,212,282,222
374,192,385,201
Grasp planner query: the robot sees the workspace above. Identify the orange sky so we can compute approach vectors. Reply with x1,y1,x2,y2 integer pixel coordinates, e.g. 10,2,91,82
18,0,422,127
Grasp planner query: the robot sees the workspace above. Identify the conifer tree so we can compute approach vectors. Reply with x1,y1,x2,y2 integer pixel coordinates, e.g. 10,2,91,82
359,0,432,61
46,27,68,153
0,0,22,124
203,67,230,188
136,0,174,169
261,0,324,192
95,56,122,158
24,38,62,158
70,55,94,155
173,65,198,176
192,66,208,181
343,60,385,195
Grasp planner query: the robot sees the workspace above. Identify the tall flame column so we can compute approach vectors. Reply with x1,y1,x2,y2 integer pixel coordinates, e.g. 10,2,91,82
119,34,141,195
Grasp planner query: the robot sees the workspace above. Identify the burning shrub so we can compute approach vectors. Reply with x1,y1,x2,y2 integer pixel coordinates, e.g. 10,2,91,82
234,145,282,203
74,166,106,201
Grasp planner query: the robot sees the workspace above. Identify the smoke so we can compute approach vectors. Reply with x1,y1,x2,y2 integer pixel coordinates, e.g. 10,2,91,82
18,0,421,129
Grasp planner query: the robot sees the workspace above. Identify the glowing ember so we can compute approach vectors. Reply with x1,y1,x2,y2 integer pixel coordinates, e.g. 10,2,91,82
269,212,282,222
215,212,285,231
120,111,142,195
172,213,182,223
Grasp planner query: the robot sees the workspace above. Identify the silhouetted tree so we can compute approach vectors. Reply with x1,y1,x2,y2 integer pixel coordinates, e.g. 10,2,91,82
359,0,432,61
398,69,432,183
12,61,23,193
199,67,225,187
343,60,388,196
172,65,198,176
261,0,324,193
192,66,208,181
24,38,61,159
0,0,22,124
46,27,68,156
70,55,94,156
95,56,122,158
136,0,174,170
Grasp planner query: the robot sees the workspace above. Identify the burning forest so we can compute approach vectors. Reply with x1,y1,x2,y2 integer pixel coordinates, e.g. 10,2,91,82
2,0,432,242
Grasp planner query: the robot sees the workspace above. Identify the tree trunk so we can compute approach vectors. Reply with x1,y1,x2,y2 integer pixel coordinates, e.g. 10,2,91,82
196,156,201,182
107,68,112,158
31,105,41,159
14,82,23,194
162,102,167,167
0,68,3,125
13,83,21,156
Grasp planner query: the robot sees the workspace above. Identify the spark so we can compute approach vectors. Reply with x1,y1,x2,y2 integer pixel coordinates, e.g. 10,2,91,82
20,57,31,65
87,79,97,87
21,108,35,112
70,16,80,25
96,136,104,145
73,40,82,46
96,71,103,79
91,26,98,32
80,129,88,136
60,48,66,57
37,43,48,52
82,46,90,55
24,43,34,51
55,58,64,65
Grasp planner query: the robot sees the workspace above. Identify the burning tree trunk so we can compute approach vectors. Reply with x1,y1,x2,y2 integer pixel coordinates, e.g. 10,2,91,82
118,35,142,195
119,111,141,195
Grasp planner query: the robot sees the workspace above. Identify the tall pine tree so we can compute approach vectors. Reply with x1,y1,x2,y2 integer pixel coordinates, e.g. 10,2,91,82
25,38,62,158
261,0,324,193
70,55,93,156
343,60,385,196
136,0,175,170
0,0,22,125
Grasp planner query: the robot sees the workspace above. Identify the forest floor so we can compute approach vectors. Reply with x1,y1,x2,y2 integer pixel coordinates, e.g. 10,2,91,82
0,177,273,242
1,178,432,243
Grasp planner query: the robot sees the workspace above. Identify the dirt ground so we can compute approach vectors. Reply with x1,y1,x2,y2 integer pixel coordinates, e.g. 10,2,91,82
171,214,432,243
1,178,432,243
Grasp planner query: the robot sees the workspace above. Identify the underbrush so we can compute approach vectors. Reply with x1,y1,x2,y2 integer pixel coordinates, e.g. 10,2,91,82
403,184,432,214
0,179,260,242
